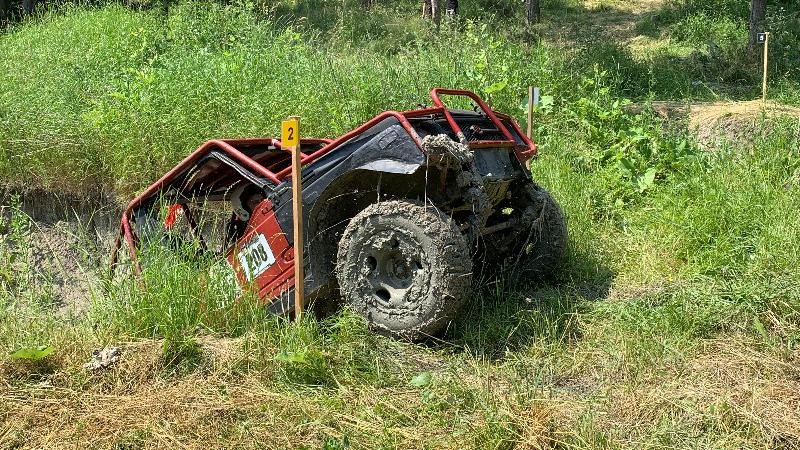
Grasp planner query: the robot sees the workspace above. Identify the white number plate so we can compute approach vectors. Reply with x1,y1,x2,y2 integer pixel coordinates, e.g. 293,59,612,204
237,233,276,282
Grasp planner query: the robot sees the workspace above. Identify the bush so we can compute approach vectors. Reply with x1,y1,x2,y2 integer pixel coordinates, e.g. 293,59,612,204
538,68,700,207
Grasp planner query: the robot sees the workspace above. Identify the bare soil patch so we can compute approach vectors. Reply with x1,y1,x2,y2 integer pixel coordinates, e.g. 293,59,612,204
547,0,667,48
643,100,800,149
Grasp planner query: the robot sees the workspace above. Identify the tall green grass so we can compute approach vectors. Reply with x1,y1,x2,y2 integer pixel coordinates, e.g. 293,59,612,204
0,3,574,193
1,2,797,194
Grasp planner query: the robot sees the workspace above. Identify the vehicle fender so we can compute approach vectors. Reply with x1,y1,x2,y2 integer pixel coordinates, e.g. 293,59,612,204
346,125,425,174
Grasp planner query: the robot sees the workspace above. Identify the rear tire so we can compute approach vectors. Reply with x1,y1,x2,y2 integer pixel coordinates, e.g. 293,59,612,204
482,182,568,281
336,200,472,340
511,183,568,278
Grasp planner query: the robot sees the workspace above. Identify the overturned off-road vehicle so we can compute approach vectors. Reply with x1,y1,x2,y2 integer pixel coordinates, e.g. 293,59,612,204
111,89,567,340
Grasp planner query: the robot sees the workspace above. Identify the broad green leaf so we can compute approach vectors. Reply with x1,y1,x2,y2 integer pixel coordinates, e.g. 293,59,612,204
637,167,657,192
275,350,307,364
484,80,508,94
410,371,432,387
9,345,54,360
618,158,636,176
753,316,769,342
642,167,657,186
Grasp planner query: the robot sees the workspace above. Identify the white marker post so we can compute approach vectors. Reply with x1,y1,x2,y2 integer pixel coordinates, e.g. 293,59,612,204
758,32,770,103
281,116,304,319
526,86,540,139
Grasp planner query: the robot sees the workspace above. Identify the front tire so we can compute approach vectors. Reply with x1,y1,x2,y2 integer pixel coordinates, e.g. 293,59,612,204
335,200,472,340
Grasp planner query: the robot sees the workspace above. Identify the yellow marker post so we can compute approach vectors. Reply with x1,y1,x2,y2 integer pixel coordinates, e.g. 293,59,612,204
281,116,304,319
281,117,300,148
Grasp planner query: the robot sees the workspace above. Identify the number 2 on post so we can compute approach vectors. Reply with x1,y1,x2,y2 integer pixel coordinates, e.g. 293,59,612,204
281,118,299,147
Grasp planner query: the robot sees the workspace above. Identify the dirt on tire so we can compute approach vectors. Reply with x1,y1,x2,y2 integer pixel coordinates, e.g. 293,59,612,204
335,200,472,340
480,182,568,284
511,183,568,280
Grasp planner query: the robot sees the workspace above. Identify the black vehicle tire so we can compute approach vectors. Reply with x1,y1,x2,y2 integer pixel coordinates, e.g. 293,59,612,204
508,183,568,279
335,200,472,340
481,182,567,282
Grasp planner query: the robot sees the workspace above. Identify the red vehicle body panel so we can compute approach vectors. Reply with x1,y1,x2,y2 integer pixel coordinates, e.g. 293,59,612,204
225,198,295,304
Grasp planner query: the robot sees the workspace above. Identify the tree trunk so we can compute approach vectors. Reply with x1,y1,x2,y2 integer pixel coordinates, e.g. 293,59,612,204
23,0,35,15
526,0,540,26
445,0,458,17
748,0,766,52
422,0,439,23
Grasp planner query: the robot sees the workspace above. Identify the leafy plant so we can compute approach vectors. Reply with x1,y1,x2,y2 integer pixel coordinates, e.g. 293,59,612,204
0,196,32,299
543,67,700,204
9,345,54,360
410,371,432,387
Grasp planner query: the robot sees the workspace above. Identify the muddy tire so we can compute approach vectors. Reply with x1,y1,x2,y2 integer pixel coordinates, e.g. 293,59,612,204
335,200,472,340
509,183,568,279
481,182,567,282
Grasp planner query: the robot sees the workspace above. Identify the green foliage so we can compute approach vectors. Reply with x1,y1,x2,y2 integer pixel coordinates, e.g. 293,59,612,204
663,0,748,20
9,345,54,360
671,12,744,50
651,0,800,82
409,371,432,387
1,1,796,193
539,68,700,207
160,337,204,375
263,310,390,387
1,2,800,447
93,240,268,345
631,118,800,278
765,4,800,79
0,3,561,193
0,196,31,297
322,435,350,450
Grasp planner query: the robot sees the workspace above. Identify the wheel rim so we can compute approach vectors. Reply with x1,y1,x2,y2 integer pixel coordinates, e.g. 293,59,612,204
362,233,424,306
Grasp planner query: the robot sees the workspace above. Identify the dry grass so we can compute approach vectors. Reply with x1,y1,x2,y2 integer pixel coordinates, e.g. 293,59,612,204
637,100,800,149
595,338,800,446
3,332,800,449
0,337,541,449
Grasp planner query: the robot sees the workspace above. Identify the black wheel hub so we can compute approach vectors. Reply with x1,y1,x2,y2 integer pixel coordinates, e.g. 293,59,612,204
363,234,424,306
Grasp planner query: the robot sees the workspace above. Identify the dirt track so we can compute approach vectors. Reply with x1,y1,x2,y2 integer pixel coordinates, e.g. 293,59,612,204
1,190,120,315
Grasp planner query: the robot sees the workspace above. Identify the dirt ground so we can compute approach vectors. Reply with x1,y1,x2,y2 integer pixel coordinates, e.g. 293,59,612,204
548,0,667,48
1,190,119,316
636,99,800,149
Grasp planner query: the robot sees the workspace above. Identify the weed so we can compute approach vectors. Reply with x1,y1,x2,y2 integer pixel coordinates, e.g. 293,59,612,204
0,196,31,299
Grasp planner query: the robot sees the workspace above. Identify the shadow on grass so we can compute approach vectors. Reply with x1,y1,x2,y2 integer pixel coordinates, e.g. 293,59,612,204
443,247,614,360
269,0,431,52
533,0,761,100
577,42,759,100
541,0,658,46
